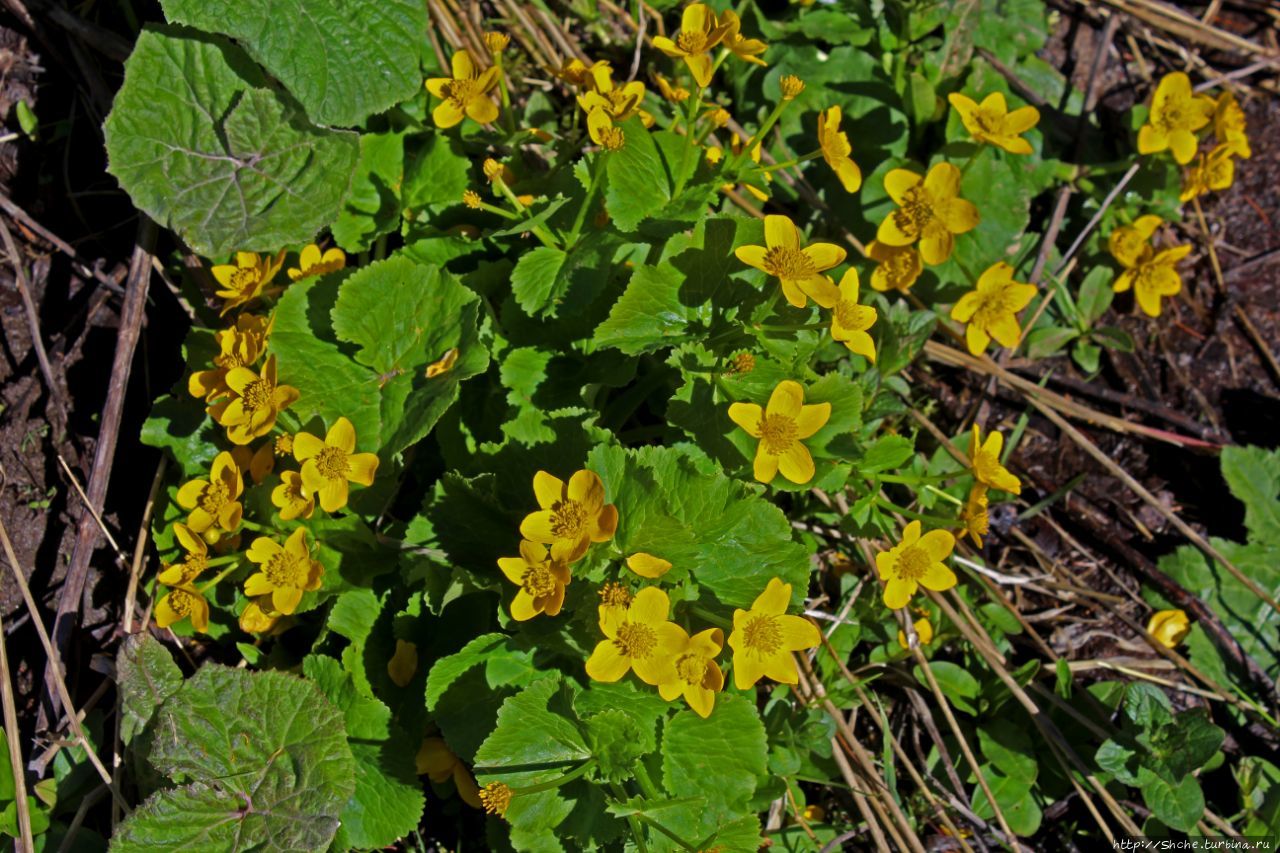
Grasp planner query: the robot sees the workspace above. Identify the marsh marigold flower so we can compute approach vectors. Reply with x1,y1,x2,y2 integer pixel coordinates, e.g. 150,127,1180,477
155,586,209,632
653,73,690,103
867,241,923,293
479,781,513,816
957,483,990,548
484,31,510,55
948,92,1040,155
426,51,500,129
875,521,957,609
579,66,651,125
212,251,285,315
239,596,280,634
498,540,572,621
816,106,862,193
877,163,978,265
657,626,725,718
779,75,805,101
969,424,1021,494
1214,91,1250,159
555,58,610,89
734,214,845,308
1108,220,1191,318
729,379,830,485
271,470,315,521
244,527,323,615
719,9,767,66
587,108,626,152
898,617,934,650
1147,609,1191,648
652,3,729,88
1108,215,1163,269
176,451,243,543
829,268,877,362
157,523,209,586
209,354,299,445
188,315,267,401
949,261,1037,356
417,737,482,808
292,416,379,513
728,577,820,689
1137,72,1215,165
388,639,419,687
597,581,633,625
585,587,684,685
519,469,618,563
1180,144,1235,202
626,552,672,579
288,244,346,282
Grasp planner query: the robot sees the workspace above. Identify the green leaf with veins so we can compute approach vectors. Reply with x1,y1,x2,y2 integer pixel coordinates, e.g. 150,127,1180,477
116,635,183,745
159,0,427,127
104,28,358,258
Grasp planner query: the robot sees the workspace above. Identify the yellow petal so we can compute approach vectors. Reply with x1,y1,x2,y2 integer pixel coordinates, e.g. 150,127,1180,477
585,640,631,682
919,560,958,592
793,403,830,439
766,380,804,418
327,417,357,453
629,587,670,625
753,444,779,483
764,214,800,250
727,402,764,437
347,453,379,487
883,576,915,609
777,442,815,484
627,553,672,578
883,169,922,205
751,577,791,615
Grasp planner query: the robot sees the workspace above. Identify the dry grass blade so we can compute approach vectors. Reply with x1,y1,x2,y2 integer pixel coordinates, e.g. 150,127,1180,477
0,606,34,851
1086,0,1280,56
0,216,67,420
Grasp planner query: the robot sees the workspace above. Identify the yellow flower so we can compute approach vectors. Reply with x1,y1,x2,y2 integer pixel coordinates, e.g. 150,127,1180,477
1107,215,1163,268
718,9,767,66
1137,72,1215,164
462,189,483,209
208,354,299,445
779,74,805,101
626,553,672,579
1180,143,1235,202
484,32,510,55
554,58,611,89
425,347,459,378
578,65,651,125
176,451,244,543
211,251,285,315
1112,239,1192,318
957,484,990,548
587,108,626,152
271,470,315,521
969,424,1021,494
426,51,500,129
478,781,512,816
867,241,923,293
388,639,418,687
947,92,1040,155
876,164,979,265
417,737,482,808
875,521,957,609
188,315,268,401
816,106,862,193
155,586,209,632
949,261,1037,356
657,627,725,718
157,523,209,586
829,269,877,362
597,581,633,625
653,73,690,103
1146,609,1191,648
239,596,280,634
293,416,380,513
287,244,346,282
1214,91,1250,159
727,577,820,689
585,587,685,685
728,379,830,485
734,214,845,308
244,527,324,615
897,617,934,649
229,443,274,486
519,469,618,562
652,3,729,88
498,540,572,621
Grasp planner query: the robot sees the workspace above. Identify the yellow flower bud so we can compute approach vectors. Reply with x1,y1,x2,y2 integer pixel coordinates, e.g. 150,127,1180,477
462,189,483,209
709,107,730,128
780,74,805,101
479,781,513,816
483,158,504,181
484,32,510,55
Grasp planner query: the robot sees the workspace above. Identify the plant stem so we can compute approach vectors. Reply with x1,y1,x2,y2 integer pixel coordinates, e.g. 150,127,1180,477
672,85,705,197
763,149,824,173
494,56,516,135
873,472,953,485
634,813,700,851
872,496,957,527
610,782,651,853
758,321,827,332
632,761,661,800
198,561,242,593
690,605,731,630
512,759,596,795
568,152,608,246
729,96,788,173
493,179,561,248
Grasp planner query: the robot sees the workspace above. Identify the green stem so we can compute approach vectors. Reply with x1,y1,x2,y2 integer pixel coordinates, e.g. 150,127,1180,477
690,605,731,630
204,554,241,568
610,783,651,853
198,561,242,593
276,409,302,433
872,496,958,528
475,200,520,220
672,85,705,197
763,149,824,173
511,759,596,795
494,57,516,135
757,286,784,323
493,180,561,248
568,152,608,246
632,762,661,801
633,813,700,851
237,518,279,536
873,472,953,485
729,97,787,173
758,321,827,332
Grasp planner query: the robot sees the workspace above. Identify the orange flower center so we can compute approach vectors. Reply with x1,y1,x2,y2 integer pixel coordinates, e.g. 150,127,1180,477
759,413,798,455
229,267,259,295
834,300,873,330
170,555,208,585
598,582,632,608
761,246,815,280
265,549,306,589
613,621,657,659
550,499,587,539
742,613,782,656
444,78,481,107
970,287,1021,330
521,563,557,598
598,126,626,152
479,782,512,816
241,378,273,411
879,248,918,290
274,434,294,456
199,481,230,515
676,652,708,685
676,30,708,53
167,588,197,616
969,107,1003,137
894,546,931,582
315,446,350,480
892,186,936,237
